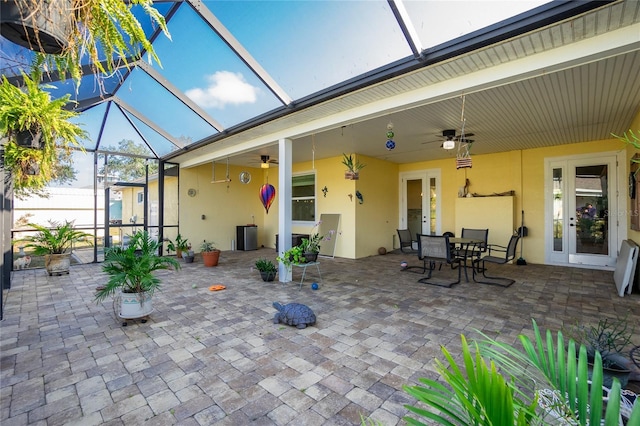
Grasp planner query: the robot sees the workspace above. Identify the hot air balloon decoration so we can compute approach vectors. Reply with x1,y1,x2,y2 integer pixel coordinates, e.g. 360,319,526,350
259,184,276,214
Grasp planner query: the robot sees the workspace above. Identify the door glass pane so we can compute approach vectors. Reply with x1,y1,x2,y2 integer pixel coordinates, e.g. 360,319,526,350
553,168,563,252
407,179,422,237
574,165,608,255
429,178,436,235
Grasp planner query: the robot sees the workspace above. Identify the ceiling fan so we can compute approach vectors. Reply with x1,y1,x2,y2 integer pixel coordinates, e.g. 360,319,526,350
253,155,279,169
423,129,475,149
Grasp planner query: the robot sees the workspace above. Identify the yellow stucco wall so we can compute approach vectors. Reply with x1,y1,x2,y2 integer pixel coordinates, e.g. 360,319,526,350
354,155,399,257
138,132,638,263
178,163,266,252
398,139,628,265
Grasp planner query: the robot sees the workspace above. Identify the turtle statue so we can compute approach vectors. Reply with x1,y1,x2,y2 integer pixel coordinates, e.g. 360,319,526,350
272,302,316,329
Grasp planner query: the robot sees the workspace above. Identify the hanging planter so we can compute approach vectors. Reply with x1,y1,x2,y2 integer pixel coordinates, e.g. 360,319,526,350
342,153,366,180
15,128,43,149
0,73,87,197
1,0,170,87
0,0,73,54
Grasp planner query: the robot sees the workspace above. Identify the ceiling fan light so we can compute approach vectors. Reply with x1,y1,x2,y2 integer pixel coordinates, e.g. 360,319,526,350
442,140,456,150
261,162,269,169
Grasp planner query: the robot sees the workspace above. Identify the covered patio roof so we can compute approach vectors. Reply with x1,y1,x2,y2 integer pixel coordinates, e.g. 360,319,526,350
3,1,637,167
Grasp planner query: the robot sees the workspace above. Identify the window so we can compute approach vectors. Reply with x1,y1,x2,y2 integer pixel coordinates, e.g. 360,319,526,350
292,173,315,222
137,191,144,204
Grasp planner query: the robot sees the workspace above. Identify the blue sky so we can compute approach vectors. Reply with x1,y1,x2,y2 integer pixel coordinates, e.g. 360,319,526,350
1,0,549,185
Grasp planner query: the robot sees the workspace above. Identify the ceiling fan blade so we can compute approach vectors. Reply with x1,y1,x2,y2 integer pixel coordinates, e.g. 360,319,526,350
455,132,475,140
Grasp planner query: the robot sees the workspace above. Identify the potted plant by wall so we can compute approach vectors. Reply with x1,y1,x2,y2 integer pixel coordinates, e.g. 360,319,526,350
255,258,277,282
182,247,195,264
566,315,635,388
95,230,180,325
167,233,190,259
200,240,220,267
342,153,366,180
19,220,92,275
0,72,87,197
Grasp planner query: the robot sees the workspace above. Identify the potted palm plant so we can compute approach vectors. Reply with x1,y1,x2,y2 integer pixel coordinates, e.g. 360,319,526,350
0,72,87,197
404,319,640,425
19,220,92,275
95,230,180,325
255,258,277,282
200,240,220,267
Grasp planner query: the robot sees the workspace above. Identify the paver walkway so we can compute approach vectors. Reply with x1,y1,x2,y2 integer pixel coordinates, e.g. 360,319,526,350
1,248,639,425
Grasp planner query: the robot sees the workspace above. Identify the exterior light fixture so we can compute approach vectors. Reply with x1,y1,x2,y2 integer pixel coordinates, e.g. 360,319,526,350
442,129,457,150
442,140,456,150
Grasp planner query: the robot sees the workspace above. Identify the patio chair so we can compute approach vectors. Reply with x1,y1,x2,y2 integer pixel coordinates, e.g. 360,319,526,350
417,234,465,287
397,229,418,253
472,234,520,287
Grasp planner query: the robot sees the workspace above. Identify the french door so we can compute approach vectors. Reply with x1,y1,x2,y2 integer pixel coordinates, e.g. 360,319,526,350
546,153,620,267
399,170,441,241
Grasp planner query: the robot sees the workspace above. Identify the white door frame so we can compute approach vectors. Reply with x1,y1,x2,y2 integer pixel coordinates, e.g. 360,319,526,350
544,151,625,269
399,169,441,237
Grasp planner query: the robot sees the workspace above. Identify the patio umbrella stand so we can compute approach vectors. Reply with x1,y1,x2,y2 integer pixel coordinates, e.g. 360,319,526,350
517,210,527,265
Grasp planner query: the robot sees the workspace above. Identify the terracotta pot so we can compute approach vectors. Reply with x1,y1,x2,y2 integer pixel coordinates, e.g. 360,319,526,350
44,253,71,276
202,250,220,267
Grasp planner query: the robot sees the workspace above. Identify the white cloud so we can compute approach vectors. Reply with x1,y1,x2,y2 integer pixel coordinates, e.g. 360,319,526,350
186,71,259,108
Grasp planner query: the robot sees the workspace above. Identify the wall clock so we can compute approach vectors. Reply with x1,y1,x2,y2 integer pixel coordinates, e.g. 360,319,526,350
187,188,197,197
239,171,251,184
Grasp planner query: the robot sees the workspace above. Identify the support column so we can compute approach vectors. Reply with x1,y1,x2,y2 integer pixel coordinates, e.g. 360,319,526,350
278,138,292,282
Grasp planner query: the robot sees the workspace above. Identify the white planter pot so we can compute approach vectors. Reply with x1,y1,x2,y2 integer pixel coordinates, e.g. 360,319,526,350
119,291,153,319
45,253,71,276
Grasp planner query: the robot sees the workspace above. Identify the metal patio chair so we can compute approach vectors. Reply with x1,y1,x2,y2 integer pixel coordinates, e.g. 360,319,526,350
472,235,520,287
417,234,465,288
397,229,418,253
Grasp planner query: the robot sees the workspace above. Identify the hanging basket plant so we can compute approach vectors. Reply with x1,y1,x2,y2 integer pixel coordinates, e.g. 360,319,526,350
0,0,73,54
0,0,171,87
342,153,365,180
0,72,87,197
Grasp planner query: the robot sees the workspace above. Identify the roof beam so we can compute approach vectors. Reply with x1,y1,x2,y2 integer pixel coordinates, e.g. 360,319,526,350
186,0,293,106
388,0,423,58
